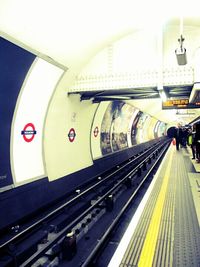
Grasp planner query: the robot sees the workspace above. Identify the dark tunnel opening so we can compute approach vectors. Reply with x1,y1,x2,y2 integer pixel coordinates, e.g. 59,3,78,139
167,126,177,138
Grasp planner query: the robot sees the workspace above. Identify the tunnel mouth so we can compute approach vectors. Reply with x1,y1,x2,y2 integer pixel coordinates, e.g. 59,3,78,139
167,126,177,138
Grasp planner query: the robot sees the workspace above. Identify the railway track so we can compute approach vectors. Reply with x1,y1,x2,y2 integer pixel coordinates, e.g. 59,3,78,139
0,139,171,267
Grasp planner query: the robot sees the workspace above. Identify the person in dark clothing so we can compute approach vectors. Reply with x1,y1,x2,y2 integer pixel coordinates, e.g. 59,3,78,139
181,127,188,147
187,127,196,159
194,123,200,162
174,124,182,150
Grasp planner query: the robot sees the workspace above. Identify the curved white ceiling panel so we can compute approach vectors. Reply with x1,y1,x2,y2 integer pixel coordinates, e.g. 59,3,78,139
1,0,200,127
1,0,200,70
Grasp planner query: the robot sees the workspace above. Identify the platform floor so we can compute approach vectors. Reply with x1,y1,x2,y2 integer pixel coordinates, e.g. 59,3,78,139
108,144,200,267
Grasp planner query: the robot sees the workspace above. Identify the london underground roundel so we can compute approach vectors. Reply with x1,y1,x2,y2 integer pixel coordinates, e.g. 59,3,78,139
93,126,99,137
68,128,76,142
21,123,37,142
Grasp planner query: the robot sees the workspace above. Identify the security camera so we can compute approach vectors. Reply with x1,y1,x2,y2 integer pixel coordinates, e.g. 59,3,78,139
175,35,187,65
175,47,187,65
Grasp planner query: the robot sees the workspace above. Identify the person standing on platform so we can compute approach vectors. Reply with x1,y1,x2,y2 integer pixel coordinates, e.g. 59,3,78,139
194,123,200,162
187,127,196,159
181,127,188,147
175,123,182,150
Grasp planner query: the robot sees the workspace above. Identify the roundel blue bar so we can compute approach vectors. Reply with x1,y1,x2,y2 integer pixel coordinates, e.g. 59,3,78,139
68,128,76,142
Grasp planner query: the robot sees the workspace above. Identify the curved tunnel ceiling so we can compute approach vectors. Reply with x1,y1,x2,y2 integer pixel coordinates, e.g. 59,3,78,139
1,0,200,69
1,0,200,125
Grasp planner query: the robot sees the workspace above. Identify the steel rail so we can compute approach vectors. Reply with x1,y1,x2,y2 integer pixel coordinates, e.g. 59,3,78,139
0,141,163,250
81,142,170,267
20,140,170,267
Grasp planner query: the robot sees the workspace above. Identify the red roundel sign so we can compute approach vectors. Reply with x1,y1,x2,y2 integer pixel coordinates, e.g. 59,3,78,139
21,123,37,142
93,126,99,137
68,128,76,142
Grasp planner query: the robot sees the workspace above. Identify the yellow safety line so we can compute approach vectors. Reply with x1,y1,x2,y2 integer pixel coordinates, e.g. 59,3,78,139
138,148,174,267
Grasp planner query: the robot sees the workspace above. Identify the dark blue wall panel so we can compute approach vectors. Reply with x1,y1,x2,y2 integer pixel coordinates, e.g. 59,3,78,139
0,37,36,188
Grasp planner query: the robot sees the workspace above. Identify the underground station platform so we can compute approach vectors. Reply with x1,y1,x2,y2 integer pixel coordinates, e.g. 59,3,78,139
108,144,200,267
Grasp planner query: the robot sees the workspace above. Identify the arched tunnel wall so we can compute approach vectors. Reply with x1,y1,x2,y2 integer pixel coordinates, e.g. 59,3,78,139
167,126,177,138
0,37,168,231
0,37,36,188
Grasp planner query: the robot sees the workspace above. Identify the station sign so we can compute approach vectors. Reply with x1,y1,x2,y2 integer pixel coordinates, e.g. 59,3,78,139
162,99,200,109
68,128,76,142
21,123,37,142
93,126,99,137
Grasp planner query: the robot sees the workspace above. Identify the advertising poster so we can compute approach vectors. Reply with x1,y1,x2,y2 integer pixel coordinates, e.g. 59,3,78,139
147,117,158,140
135,113,149,144
154,121,161,138
100,102,113,155
157,122,167,137
131,110,143,145
101,101,135,155
111,102,134,152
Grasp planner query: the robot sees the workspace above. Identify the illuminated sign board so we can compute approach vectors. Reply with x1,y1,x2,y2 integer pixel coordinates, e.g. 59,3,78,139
162,99,200,109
